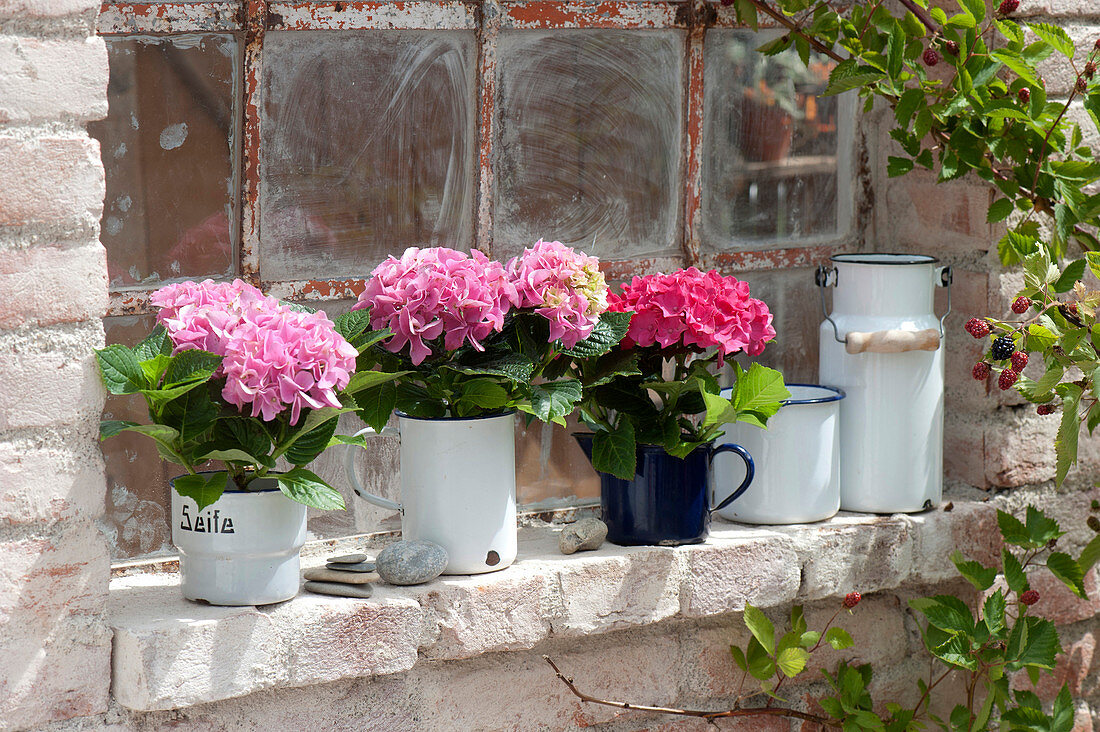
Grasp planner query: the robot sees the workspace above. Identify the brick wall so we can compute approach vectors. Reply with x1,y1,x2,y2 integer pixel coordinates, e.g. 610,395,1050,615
0,0,111,729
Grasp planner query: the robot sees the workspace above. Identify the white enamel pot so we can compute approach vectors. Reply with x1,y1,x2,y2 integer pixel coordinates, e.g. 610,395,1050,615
170,474,307,606
816,253,950,513
713,384,844,525
345,411,517,575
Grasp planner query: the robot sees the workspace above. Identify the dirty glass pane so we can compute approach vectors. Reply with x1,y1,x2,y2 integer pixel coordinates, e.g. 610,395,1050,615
494,31,684,261
88,35,237,289
101,315,177,560
516,418,600,509
702,30,840,246
260,31,476,282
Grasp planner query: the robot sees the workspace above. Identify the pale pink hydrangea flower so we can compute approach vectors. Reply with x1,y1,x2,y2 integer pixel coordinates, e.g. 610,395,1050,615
353,247,520,365
150,279,356,425
508,240,609,349
607,268,776,360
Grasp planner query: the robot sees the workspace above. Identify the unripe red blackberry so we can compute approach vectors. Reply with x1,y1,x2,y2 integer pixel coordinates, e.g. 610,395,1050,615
944,40,959,56
991,335,1015,360
972,362,991,380
999,368,1019,390
1037,403,1056,415
1011,351,1029,371
998,0,1019,13
843,592,861,609
1095,38,1100,51
1077,77,1089,94
1087,62,1097,80
965,318,991,338
1020,589,1040,606
1011,296,1031,314
923,48,941,67
1018,87,1031,103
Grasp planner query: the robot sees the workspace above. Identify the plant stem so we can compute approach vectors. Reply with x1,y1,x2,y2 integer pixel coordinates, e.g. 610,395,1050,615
543,656,841,728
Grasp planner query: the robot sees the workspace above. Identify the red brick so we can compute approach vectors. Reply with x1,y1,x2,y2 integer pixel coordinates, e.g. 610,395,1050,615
0,241,107,330
0,36,107,124
0,331,104,432
0,436,104,525
1029,569,1100,626
0,0,98,16
0,524,110,727
0,135,103,229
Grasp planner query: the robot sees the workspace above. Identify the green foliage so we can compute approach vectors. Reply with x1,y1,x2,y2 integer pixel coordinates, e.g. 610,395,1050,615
94,339,352,511
576,349,789,479
725,505,1092,731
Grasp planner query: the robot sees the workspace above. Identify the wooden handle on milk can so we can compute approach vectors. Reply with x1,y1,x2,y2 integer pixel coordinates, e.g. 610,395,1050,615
845,328,941,354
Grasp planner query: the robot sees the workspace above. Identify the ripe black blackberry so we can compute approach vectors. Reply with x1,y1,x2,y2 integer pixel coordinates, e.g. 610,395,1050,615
991,335,1015,360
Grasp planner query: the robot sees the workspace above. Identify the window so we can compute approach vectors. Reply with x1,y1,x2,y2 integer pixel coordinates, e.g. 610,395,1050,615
93,0,852,561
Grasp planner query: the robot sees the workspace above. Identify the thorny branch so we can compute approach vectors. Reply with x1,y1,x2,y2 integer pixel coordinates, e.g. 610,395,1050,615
543,655,841,728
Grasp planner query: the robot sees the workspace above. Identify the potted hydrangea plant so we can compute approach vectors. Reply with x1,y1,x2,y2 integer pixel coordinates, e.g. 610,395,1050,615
572,267,788,546
344,241,629,574
95,279,394,605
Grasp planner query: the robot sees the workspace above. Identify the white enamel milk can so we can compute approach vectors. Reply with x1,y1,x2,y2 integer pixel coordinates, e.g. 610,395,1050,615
816,253,951,513
714,384,844,524
345,411,517,574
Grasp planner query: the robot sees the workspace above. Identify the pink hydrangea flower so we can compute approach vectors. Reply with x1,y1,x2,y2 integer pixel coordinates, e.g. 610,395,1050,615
151,279,274,356
607,268,775,360
508,240,609,349
353,247,520,365
220,308,358,425
150,279,356,425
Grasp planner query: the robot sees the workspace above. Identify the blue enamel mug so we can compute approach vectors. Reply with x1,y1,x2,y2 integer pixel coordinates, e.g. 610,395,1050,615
574,435,754,546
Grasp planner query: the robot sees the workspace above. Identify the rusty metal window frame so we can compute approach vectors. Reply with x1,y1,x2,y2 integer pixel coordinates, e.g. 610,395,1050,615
98,0,854,315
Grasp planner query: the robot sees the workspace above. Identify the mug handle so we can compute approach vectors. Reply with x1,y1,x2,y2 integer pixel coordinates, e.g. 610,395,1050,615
709,443,754,513
343,425,403,512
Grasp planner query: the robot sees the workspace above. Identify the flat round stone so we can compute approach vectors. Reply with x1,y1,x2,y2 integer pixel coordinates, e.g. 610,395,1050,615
328,553,369,564
375,540,448,586
326,560,375,573
304,581,374,599
303,567,378,584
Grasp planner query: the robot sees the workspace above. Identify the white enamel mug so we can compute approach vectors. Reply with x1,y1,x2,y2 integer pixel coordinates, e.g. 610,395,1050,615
345,411,518,575
712,384,844,525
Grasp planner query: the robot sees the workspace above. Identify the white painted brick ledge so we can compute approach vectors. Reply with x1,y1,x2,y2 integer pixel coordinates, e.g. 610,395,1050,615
108,499,999,712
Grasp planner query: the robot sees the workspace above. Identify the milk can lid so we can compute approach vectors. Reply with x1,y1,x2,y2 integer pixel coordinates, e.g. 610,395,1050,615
831,252,938,265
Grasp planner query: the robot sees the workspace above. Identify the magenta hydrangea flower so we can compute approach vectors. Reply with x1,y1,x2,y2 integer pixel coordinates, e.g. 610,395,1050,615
607,268,776,360
353,247,520,365
149,279,356,425
508,240,609,349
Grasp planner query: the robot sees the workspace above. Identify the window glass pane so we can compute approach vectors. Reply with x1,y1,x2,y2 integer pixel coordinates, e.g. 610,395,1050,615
260,31,476,282
516,418,599,509
702,30,839,246
88,35,237,288
494,31,684,260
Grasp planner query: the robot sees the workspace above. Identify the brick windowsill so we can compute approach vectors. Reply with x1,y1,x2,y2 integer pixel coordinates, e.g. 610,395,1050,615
108,498,1000,712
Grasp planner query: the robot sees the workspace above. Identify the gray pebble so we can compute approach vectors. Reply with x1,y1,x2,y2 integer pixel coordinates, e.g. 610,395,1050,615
304,581,374,599
375,540,448,586
326,560,375,573
559,518,608,555
328,553,369,564
303,567,377,585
